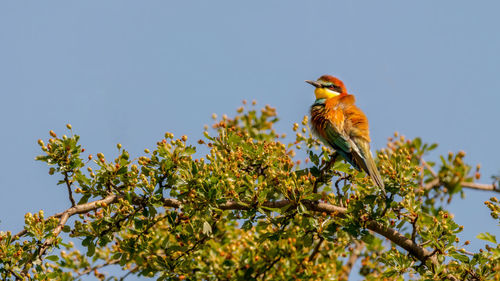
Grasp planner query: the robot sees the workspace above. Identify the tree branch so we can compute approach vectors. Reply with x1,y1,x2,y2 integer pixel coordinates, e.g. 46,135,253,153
13,193,456,279
460,181,497,191
20,194,119,274
166,198,443,272
424,178,498,193
421,158,498,193
14,194,118,240
340,241,364,281
420,158,437,178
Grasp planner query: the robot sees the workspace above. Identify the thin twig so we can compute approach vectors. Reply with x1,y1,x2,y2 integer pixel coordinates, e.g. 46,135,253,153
119,265,139,281
313,152,337,193
309,236,324,261
421,158,497,193
256,255,282,280
411,214,419,243
423,178,498,193
76,258,120,278
63,171,76,207
420,158,437,178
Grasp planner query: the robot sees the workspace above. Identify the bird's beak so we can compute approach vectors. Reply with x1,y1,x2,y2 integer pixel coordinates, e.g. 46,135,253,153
305,80,321,88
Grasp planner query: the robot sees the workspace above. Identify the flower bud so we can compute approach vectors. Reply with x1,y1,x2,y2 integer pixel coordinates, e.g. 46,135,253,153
49,130,57,138
301,115,308,125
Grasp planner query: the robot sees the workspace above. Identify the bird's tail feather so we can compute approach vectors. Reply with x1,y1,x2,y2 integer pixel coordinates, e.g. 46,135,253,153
352,142,386,195
364,152,386,195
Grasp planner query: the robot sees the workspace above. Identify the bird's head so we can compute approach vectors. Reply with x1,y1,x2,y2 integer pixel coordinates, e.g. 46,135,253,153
305,75,348,100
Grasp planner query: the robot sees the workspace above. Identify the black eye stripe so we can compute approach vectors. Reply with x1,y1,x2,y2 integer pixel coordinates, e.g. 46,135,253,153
323,85,341,92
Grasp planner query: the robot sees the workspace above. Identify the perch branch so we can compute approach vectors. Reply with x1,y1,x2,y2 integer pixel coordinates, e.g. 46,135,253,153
14,194,456,279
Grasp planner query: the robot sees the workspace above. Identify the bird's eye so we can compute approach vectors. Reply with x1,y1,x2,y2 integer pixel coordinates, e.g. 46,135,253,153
330,85,341,92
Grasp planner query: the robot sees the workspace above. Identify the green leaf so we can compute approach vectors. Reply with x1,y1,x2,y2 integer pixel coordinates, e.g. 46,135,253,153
333,161,352,174
361,233,375,244
112,253,122,260
46,255,59,262
450,252,469,263
183,146,196,156
46,272,59,279
428,143,438,151
59,242,72,249
242,220,253,230
35,155,49,162
304,193,322,201
78,194,90,205
476,232,497,244
259,206,281,213
82,237,92,247
87,242,95,257
309,151,319,166
117,166,128,175
414,137,421,148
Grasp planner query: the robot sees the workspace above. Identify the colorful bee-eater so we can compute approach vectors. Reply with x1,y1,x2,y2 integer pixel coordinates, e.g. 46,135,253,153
306,75,385,194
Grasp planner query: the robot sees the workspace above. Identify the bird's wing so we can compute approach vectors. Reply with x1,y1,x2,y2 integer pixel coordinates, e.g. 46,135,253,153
319,109,363,170
323,109,351,153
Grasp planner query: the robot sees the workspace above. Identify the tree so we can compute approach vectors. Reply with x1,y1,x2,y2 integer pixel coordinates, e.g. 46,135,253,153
1,102,499,280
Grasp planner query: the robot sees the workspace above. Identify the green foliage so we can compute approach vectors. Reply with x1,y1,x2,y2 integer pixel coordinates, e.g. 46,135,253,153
0,103,498,280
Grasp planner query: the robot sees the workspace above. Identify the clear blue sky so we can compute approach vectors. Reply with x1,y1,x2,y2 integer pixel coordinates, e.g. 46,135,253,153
1,1,499,280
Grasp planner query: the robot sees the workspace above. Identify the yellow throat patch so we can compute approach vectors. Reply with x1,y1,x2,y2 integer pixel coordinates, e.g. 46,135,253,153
314,87,340,100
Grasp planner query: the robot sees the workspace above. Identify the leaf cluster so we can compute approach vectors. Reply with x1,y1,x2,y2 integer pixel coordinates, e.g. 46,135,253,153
0,103,498,280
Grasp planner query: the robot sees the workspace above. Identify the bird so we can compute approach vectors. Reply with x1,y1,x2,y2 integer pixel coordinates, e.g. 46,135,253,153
306,75,385,194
